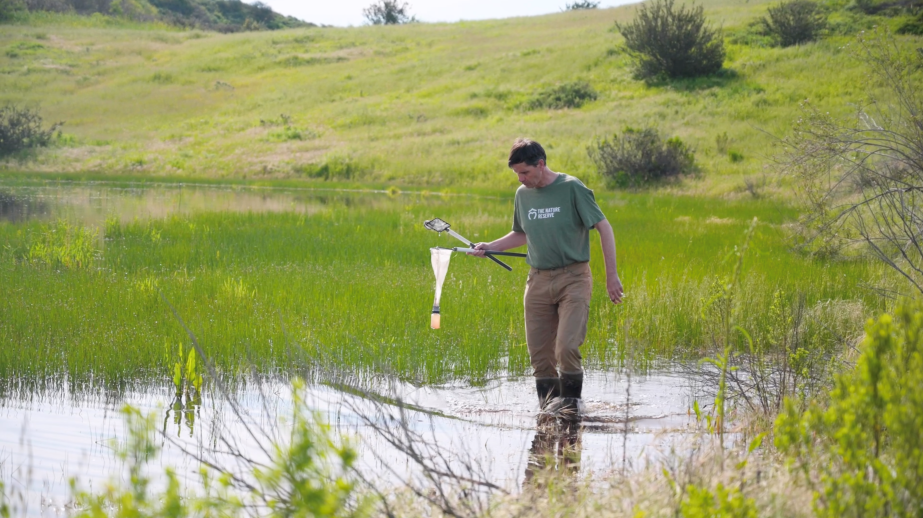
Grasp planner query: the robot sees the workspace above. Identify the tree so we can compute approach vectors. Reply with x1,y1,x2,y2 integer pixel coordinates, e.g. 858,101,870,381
363,0,414,25
782,30,923,293
617,0,725,79
761,0,826,47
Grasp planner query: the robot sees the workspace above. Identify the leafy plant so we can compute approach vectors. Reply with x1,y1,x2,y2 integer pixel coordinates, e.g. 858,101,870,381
363,0,414,25
169,342,203,399
616,0,725,79
761,0,827,47
588,127,696,188
0,104,62,157
25,220,98,270
524,81,597,110
775,301,923,517
680,483,759,518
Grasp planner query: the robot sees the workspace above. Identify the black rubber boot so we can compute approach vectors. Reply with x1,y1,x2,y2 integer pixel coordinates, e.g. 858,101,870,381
557,372,584,417
535,377,561,410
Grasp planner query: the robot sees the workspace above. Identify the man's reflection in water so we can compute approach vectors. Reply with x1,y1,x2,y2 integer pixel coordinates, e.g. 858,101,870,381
525,413,583,483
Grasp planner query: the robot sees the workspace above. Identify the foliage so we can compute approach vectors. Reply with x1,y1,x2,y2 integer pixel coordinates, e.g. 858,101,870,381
852,0,920,16
588,127,696,188
363,0,414,25
897,10,923,34
169,342,203,398
680,483,759,518
782,29,923,293
775,301,923,517
564,0,598,9
0,104,60,157
0,0,25,21
524,81,597,110
761,0,827,46
13,0,312,31
617,0,725,79
23,219,98,270
70,382,367,518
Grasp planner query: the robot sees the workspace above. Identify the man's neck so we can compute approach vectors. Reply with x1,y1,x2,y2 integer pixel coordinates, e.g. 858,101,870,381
536,168,559,188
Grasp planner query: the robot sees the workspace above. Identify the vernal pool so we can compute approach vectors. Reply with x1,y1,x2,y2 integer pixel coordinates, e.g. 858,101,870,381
0,179,876,514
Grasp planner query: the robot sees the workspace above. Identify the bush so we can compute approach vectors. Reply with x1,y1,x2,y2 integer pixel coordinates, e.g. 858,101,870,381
897,11,923,35
564,1,599,9
525,81,597,110
588,127,696,188
363,0,414,25
0,0,25,21
775,301,923,517
0,104,61,156
761,0,826,47
617,0,725,79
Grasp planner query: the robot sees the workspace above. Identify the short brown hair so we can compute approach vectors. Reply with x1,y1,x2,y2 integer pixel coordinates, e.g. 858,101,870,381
508,138,546,167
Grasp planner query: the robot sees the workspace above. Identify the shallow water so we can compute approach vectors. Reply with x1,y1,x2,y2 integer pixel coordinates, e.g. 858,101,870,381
1,369,703,516
0,181,413,227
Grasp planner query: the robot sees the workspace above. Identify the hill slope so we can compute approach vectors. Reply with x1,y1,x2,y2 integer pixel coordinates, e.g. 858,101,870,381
0,0,919,191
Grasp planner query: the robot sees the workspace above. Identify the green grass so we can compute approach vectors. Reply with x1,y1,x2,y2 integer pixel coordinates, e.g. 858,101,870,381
0,0,918,192
0,188,892,394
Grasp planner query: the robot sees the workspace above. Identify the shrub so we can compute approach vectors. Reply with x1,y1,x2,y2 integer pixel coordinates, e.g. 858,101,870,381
617,0,725,79
0,104,61,156
588,127,696,188
525,81,597,110
362,0,414,25
897,11,923,35
0,0,25,21
564,1,599,9
775,301,923,517
761,0,826,47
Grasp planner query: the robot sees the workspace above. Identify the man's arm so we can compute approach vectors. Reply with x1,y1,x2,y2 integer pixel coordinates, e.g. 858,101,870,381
468,231,527,257
595,219,623,304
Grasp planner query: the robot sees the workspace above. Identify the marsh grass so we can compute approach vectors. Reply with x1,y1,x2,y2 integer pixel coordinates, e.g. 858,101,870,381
0,188,891,394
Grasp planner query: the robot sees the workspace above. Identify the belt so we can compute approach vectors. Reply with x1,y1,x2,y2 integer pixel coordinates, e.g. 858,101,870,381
531,261,589,273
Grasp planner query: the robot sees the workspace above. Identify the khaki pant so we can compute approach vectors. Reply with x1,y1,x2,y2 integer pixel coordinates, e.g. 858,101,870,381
523,261,592,378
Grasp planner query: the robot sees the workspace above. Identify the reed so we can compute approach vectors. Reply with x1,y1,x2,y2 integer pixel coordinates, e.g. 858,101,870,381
0,188,892,393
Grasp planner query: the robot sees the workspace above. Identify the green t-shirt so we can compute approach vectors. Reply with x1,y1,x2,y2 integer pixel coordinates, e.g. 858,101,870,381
512,173,606,270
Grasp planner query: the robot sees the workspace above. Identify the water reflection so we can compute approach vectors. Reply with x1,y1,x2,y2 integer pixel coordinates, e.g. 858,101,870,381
0,191,48,222
164,392,202,438
525,414,583,483
0,182,427,226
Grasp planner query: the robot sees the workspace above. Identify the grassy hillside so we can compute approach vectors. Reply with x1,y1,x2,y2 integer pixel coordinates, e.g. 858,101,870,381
0,0,918,191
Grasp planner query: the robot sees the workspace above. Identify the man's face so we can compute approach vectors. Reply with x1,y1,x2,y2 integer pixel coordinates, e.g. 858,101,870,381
511,161,543,189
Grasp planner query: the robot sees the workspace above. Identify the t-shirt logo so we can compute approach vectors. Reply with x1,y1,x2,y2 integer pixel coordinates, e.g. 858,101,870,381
528,207,561,220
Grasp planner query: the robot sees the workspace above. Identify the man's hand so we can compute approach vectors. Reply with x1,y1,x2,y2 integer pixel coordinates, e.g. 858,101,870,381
468,242,490,258
607,275,624,304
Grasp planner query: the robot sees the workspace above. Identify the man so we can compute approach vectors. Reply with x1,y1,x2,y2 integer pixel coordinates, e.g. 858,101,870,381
470,138,623,414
